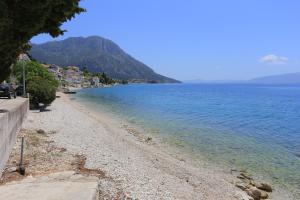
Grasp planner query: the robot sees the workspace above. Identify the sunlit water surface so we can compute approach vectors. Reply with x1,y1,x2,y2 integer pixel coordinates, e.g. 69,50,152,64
74,84,300,198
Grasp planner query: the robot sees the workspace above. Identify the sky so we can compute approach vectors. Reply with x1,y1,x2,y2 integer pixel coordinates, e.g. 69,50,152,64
31,0,300,81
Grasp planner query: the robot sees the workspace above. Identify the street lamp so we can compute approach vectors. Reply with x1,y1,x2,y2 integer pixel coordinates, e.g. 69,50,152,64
19,54,26,97
22,60,26,96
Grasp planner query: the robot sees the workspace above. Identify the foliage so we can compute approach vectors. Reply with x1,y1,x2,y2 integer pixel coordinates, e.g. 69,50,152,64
82,66,89,75
27,76,56,108
82,67,92,80
0,0,84,82
13,61,58,87
61,79,69,87
97,72,115,84
12,61,58,108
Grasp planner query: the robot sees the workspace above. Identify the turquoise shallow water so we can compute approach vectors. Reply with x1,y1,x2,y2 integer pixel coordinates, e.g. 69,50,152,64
75,84,300,198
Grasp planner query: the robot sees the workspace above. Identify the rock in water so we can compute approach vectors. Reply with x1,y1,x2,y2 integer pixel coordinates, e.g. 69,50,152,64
240,172,253,180
260,191,269,199
246,187,262,200
256,183,272,192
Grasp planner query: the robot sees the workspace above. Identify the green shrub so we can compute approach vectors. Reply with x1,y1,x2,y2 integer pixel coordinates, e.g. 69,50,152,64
12,61,58,109
13,61,58,88
27,76,56,109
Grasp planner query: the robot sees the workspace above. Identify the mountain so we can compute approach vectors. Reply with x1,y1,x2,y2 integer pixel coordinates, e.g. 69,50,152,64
29,36,180,83
249,72,300,85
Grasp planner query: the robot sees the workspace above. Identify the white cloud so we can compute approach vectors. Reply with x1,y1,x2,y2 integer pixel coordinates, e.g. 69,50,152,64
259,54,288,65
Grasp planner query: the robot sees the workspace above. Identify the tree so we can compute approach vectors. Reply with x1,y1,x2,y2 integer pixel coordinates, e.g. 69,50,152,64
98,72,115,84
0,0,84,82
12,61,58,88
82,66,91,78
12,61,58,109
82,66,88,74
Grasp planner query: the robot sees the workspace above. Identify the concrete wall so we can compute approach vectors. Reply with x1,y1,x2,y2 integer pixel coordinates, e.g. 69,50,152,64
0,98,29,177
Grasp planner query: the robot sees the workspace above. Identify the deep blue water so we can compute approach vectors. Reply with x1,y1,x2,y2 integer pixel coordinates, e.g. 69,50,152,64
75,84,300,196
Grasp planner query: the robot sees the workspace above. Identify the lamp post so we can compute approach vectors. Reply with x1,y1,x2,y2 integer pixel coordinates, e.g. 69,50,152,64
22,60,26,97
19,54,26,97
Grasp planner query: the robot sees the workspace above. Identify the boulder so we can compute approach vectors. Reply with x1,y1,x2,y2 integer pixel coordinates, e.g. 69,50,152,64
256,183,272,192
36,129,46,134
234,191,254,200
260,191,269,199
249,180,255,186
246,187,262,200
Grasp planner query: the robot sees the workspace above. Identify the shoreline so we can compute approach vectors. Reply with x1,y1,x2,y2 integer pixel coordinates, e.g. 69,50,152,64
73,91,236,175
73,89,297,199
23,92,283,199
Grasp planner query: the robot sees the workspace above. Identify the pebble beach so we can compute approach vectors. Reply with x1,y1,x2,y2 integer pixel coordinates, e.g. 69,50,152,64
22,92,247,200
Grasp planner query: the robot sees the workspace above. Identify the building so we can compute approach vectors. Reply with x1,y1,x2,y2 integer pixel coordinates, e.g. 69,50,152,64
64,66,84,87
91,76,100,87
47,64,63,81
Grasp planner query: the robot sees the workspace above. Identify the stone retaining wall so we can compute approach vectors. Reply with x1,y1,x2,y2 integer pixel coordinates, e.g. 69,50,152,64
0,98,29,177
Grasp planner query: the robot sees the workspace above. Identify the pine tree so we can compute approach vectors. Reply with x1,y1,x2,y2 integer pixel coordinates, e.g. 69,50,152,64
0,0,84,82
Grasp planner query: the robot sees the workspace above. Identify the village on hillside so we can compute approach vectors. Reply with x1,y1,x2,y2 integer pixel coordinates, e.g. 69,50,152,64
44,64,128,88
44,64,97,88
16,54,127,89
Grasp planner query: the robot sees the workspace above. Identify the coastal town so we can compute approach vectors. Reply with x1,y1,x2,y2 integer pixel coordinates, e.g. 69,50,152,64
17,53,116,89
45,64,100,88
44,64,123,89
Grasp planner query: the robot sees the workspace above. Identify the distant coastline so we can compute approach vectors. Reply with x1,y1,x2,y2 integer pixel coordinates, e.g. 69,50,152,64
184,72,300,85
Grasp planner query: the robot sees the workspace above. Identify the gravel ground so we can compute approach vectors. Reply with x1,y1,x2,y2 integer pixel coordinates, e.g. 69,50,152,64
22,92,247,200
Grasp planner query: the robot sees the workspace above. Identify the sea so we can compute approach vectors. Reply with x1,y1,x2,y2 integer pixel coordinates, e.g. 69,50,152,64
74,83,300,198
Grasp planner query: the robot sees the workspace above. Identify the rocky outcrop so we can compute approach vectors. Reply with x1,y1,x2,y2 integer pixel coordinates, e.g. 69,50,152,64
256,183,272,192
246,187,269,200
234,171,273,200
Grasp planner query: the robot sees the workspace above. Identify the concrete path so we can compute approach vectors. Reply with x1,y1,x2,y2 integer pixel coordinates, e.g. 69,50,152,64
0,171,99,200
